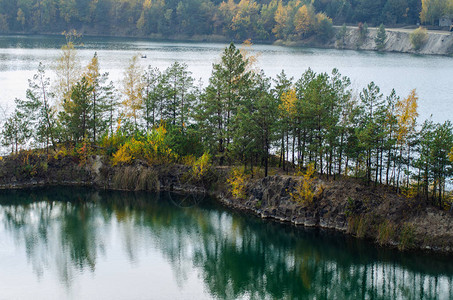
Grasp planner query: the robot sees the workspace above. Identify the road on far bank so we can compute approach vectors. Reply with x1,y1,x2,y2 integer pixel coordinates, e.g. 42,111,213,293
334,25,452,36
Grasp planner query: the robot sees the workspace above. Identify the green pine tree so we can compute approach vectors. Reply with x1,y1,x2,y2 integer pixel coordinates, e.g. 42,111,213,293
375,24,387,51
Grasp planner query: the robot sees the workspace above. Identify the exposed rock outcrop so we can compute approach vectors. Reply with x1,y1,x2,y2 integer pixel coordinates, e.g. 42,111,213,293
280,26,453,56
335,27,453,55
218,175,453,253
1,153,453,253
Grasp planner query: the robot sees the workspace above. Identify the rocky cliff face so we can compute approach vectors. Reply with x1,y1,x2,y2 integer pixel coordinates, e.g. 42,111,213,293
280,27,453,55
219,175,453,253
1,153,453,253
333,27,453,55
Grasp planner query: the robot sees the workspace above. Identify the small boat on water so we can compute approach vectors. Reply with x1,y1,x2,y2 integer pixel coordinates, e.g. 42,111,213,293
141,54,147,58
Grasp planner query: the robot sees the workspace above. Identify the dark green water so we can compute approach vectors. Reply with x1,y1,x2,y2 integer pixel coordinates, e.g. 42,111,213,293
0,187,452,299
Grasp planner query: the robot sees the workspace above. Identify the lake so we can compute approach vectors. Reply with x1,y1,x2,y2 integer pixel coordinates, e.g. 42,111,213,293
0,187,452,299
0,35,452,124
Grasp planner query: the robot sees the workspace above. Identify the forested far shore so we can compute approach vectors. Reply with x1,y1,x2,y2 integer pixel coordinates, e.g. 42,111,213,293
0,0,451,43
1,39,453,211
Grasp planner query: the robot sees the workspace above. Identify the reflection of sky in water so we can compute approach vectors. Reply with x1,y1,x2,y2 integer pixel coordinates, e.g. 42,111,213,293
0,188,452,299
0,35,452,124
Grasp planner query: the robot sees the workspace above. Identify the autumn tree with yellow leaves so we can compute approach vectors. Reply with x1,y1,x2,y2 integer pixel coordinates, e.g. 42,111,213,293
272,0,291,40
395,89,418,190
83,52,115,142
294,5,313,38
279,88,297,168
230,0,260,40
290,163,316,205
420,0,451,25
122,55,144,129
55,30,82,104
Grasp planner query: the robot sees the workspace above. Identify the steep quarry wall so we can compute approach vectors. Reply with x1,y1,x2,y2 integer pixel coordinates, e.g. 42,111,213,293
333,27,453,55
219,175,453,253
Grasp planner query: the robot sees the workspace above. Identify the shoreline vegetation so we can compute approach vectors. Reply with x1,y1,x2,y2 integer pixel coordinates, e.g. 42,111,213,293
3,25,453,56
1,39,453,253
2,0,453,55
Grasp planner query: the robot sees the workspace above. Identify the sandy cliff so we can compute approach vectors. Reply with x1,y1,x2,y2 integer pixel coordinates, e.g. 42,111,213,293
333,26,453,55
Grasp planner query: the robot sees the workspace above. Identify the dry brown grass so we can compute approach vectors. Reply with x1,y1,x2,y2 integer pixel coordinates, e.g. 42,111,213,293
113,166,159,191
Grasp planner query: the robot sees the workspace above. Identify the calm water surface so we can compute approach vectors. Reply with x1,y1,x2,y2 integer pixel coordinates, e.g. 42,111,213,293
0,187,452,299
0,35,452,123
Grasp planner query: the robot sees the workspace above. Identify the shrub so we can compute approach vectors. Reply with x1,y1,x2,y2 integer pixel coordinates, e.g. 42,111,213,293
410,27,428,51
398,223,415,250
356,215,369,238
377,220,396,246
401,184,418,199
356,22,368,48
53,144,74,160
358,22,368,41
100,130,128,156
290,163,316,205
76,136,93,166
345,197,355,217
227,167,250,200
181,155,196,166
192,152,211,180
112,142,133,166
336,23,348,48
111,125,178,166
375,24,386,51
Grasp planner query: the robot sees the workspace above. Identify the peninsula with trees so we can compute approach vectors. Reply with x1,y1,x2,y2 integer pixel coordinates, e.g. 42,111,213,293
1,39,453,253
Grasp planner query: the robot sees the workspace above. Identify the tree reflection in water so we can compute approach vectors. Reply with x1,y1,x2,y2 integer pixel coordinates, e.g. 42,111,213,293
0,187,452,299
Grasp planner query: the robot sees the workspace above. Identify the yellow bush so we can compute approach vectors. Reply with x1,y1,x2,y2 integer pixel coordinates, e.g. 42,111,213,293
192,152,211,180
181,155,196,166
227,167,250,200
142,125,178,164
112,143,133,166
100,130,128,155
111,125,177,166
409,27,428,51
401,184,418,199
290,163,316,205
126,138,145,158
54,145,71,160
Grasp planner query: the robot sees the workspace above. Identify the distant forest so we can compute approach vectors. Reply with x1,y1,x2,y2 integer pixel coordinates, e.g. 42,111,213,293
0,0,436,41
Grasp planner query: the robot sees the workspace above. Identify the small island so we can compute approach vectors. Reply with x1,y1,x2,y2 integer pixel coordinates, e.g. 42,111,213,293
1,40,452,253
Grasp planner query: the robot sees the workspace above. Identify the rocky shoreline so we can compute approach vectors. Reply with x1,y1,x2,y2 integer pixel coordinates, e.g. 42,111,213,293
1,154,453,254
334,26,453,56
276,26,453,56
4,26,453,56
